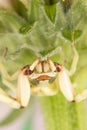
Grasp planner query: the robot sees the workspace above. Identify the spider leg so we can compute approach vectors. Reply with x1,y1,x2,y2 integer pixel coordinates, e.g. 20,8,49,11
0,71,30,108
47,58,56,71
0,61,18,81
68,44,79,76
29,58,40,71
75,89,87,102
58,66,87,102
2,79,16,92
17,71,30,107
58,66,75,102
0,61,19,92
0,88,20,108
0,61,30,108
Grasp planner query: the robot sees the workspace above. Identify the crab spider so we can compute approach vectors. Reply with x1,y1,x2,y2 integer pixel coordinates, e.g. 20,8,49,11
0,47,87,109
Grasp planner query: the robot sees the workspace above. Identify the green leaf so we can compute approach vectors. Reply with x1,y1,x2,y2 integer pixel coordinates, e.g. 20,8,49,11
61,29,82,41
10,0,28,21
0,21,6,33
39,46,59,57
27,0,39,24
40,47,55,56
19,23,34,34
0,11,27,32
40,93,87,130
44,4,56,23
44,0,59,5
74,30,82,39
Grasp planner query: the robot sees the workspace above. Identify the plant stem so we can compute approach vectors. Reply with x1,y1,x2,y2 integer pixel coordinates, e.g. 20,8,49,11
40,92,87,130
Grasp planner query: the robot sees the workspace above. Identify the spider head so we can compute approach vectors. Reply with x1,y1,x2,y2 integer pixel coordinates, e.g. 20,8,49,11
20,58,62,96
21,58,62,81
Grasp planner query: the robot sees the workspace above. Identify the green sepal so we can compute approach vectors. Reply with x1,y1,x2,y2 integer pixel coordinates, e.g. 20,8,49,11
39,46,57,57
44,0,59,5
44,4,56,23
0,21,6,33
0,10,27,32
19,23,34,34
61,29,82,41
10,0,28,21
27,0,39,24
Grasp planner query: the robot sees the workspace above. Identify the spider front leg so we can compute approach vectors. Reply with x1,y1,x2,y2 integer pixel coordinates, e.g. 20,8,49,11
17,58,40,107
0,62,20,108
0,61,18,81
0,87,21,108
68,44,79,76
0,61,31,108
57,44,87,102
0,58,40,108
0,69,30,108
58,66,87,102
58,66,75,102
17,70,30,107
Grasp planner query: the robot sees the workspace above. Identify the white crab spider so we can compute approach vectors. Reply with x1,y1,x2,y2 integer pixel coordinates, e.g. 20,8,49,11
0,46,87,109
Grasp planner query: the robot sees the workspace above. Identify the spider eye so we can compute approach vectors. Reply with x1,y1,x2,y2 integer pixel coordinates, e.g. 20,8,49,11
22,65,34,75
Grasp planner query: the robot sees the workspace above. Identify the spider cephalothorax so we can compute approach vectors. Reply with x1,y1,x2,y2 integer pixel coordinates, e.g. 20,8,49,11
0,49,87,108
20,58,62,96
22,58,61,76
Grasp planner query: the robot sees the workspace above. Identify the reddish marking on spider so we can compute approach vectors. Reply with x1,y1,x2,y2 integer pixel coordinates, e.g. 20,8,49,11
36,75,51,81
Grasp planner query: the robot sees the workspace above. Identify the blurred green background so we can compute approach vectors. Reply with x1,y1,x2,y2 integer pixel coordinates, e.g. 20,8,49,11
0,0,87,130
